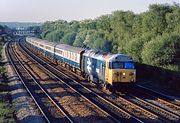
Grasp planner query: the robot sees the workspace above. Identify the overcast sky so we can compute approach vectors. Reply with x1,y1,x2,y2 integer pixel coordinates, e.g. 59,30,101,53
0,0,179,22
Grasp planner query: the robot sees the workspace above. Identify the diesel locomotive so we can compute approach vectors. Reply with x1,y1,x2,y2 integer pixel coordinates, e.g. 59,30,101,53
26,37,136,90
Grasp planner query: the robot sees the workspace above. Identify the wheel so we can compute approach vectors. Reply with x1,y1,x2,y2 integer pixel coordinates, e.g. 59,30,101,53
109,86,114,92
106,84,113,92
81,72,85,78
86,75,91,82
87,75,91,82
100,81,106,90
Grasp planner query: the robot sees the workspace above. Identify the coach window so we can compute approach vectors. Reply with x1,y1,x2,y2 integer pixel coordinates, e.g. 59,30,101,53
46,46,51,51
72,53,74,59
69,52,71,59
56,49,62,55
75,54,77,62
39,44,44,48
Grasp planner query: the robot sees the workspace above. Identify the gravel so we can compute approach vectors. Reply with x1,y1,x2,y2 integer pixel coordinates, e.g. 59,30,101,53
3,43,46,123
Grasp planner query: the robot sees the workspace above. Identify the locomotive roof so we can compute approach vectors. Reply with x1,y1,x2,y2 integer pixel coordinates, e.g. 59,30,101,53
107,54,133,62
56,44,85,53
83,49,109,61
83,49,133,62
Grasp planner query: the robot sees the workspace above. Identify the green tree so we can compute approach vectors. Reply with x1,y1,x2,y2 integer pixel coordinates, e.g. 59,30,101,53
165,4,180,33
80,19,96,30
73,30,87,47
110,10,135,53
142,4,172,35
61,32,77,45
96,15,111,32
141,34,180,71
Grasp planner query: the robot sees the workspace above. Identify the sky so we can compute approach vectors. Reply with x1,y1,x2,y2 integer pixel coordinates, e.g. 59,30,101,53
0,0,179,22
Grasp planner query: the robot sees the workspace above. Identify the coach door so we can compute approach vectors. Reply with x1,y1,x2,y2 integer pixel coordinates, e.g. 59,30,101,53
100,63,105,81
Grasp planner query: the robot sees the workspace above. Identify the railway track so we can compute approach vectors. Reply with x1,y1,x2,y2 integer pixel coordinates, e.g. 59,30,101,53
115,91,180,123
136,84,180,107
18,39,170,123
75,79,180,123
18,40,142,123
12,41,123,123
6,42,73,123
130,86,180,117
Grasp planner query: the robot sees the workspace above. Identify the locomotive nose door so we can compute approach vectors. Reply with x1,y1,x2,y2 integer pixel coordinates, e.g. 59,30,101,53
110,61,123,82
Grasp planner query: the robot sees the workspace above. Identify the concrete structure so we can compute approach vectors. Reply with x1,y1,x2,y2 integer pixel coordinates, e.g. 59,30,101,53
13,28,35,36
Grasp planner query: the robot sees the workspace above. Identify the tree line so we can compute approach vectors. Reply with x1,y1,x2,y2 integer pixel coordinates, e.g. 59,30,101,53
0,25,12,55
40,3,180,72
0,25,12,75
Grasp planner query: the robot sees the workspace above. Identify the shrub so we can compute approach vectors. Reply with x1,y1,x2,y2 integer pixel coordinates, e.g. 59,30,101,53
141,34,180,71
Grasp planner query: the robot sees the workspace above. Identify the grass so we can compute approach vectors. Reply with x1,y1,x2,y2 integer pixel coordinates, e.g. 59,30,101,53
0,80,15,123
0,81,15,123
0,99,15,123
0,42,15,122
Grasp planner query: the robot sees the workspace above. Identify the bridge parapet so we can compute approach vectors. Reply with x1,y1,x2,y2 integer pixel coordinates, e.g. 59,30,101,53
13,29,35,36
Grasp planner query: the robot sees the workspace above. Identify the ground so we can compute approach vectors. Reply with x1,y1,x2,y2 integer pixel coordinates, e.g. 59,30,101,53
0,75,15,123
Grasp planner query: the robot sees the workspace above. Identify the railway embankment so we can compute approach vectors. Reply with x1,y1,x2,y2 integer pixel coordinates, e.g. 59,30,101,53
0,43,15,122
136,63,180,98
0,76,15,122
2,43,45,123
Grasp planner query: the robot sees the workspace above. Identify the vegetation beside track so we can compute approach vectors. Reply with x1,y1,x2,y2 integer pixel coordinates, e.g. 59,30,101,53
0,82,15,123
0,25,15,123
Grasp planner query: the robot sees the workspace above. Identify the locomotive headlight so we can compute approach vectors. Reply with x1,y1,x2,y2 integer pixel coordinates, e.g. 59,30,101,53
129,72,134,76
123,73,126,76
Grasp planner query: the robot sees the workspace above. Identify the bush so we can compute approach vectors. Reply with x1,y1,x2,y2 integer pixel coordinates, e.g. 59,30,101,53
141,34,180,71
0,66,7,77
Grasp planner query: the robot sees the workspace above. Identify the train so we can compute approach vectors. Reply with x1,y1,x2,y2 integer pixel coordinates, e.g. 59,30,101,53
25,37,136,90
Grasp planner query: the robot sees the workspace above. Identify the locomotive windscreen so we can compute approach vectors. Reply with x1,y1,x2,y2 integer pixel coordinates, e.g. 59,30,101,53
124,62,135,69
110,62,135,69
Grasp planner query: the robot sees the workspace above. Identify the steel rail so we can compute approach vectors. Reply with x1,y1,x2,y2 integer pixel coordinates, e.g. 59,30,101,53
129,87,180,117
6,42,51,123
8,42,74,123
136,84,180,106
20,40,145,123
128,94,180,122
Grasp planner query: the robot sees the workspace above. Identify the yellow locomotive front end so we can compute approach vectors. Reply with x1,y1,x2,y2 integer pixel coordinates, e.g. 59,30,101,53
105,54,136,88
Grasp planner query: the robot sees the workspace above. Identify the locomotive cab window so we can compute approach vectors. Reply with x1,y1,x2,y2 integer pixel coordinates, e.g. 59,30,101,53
109,62,123,69
109,62,135,69
124,62,135,69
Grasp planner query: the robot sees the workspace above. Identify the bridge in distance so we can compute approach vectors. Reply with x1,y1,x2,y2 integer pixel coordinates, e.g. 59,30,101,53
13,27,35,36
